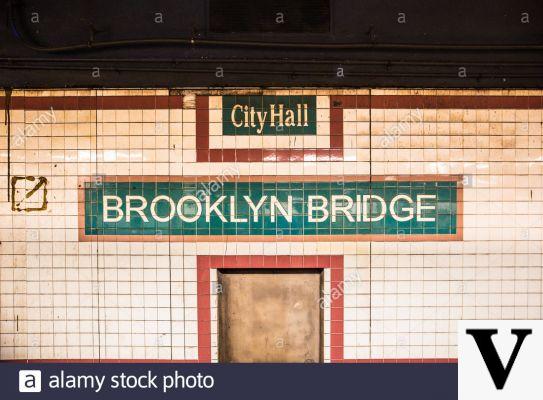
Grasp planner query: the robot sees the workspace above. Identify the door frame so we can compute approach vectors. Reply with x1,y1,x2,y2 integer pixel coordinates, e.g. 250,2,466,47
197,255,344,362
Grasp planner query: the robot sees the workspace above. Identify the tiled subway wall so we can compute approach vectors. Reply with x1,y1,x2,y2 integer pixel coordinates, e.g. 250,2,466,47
0,88,541,362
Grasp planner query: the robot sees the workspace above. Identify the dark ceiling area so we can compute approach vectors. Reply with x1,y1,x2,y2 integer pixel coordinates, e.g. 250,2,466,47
1,0,542,88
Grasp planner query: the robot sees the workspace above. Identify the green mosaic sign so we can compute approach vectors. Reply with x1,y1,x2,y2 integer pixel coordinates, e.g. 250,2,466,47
222,95,317,135
83,179,459,238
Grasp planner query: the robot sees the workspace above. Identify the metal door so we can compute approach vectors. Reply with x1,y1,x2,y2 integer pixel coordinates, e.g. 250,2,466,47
218,269,323,363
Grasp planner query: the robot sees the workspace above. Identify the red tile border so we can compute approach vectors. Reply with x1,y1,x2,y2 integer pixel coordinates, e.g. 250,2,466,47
1,359,198,363
2,93,542,111
195,95,345,162
370,95,543,109
1,358,458,364
0,95,183,110
339,358,458,364
197,255,345,362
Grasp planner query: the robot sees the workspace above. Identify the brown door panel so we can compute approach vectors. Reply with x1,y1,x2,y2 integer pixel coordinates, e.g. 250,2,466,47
218,269,323,363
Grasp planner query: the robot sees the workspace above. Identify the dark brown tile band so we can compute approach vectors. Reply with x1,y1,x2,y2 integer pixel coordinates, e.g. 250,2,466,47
0,357,458,364
0,95,183,110
2,94,543,110
370,95,543,109
305,94,543,109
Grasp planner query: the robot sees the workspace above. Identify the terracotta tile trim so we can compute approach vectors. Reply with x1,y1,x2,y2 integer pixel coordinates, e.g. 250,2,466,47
1,93,541,112
196,95,345,162
79,234,462,243
371,95,543,109
3,93,541,111
0,95,183,110
197,255,344,362
1,358,458,364
78,174,462,183
77,174,462,243
339,358,458,364
202,255,343,269
329,94,543,109
1,359,198,363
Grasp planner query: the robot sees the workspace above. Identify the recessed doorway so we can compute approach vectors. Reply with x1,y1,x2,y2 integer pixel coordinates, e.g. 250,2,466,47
218,269,323,363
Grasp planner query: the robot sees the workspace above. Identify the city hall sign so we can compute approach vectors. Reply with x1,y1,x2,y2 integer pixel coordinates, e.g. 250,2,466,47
222,95,317,135
79,176,462,241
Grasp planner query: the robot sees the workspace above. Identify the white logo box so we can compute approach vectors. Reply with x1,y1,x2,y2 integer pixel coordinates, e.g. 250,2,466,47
458,320,543,400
